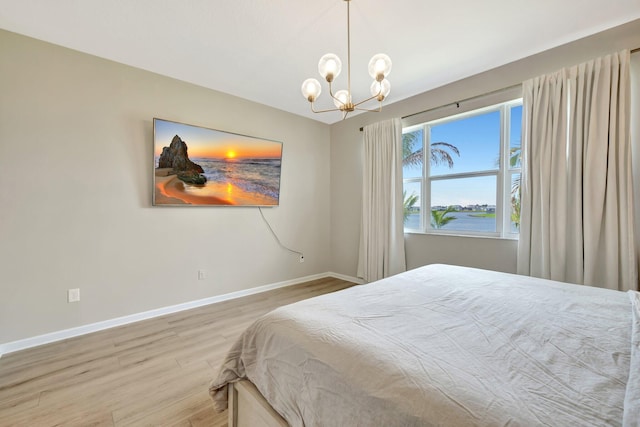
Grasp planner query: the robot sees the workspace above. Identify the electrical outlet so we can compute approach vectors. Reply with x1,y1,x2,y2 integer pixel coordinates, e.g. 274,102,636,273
68,288,80,303
299,255,305,263
198,269,207,280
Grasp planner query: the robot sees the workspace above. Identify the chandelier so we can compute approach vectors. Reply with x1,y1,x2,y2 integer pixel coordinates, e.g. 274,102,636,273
301,0,392,119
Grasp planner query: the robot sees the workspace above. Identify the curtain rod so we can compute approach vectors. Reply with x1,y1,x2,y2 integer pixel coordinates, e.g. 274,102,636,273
359,47,640,132
401,83,521,121
359,84,520,132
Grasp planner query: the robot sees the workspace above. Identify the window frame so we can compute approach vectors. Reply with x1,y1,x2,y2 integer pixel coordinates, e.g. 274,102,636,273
403,99,522,239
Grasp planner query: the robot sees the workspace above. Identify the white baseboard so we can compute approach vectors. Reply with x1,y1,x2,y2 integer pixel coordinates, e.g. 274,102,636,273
327,271,364,284
0,271,359,357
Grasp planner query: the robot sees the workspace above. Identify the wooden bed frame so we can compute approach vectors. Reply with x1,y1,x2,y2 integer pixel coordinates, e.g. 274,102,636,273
228,380,288,427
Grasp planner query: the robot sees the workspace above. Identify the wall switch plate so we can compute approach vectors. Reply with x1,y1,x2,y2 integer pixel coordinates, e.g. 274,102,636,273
198,269,207,280
68,288,80,303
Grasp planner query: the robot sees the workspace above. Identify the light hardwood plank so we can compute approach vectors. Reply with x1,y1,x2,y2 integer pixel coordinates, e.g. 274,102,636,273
0,277,355,426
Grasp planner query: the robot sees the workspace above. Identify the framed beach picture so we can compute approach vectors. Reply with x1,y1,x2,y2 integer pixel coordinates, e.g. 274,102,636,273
153,118,283,206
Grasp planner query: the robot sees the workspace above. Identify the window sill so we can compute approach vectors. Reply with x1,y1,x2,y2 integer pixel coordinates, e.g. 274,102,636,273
404,230,519,241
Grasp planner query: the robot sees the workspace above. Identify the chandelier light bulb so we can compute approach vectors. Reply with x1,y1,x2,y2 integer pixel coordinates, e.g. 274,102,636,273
333,90,351,109
318,54,342,82
368,53,392,81
301,78,322,102
370,79,391,101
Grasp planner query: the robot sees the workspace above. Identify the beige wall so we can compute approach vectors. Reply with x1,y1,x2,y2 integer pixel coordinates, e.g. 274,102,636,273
0,29,331,344
3,18,640,347
330,19,640,277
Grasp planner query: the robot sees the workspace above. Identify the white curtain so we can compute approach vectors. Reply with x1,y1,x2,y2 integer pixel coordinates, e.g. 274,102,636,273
518,50,637,291
357,118,406,282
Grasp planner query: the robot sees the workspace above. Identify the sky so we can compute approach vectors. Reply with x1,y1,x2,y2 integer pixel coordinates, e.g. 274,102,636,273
403,104,522,207
154,119,282,159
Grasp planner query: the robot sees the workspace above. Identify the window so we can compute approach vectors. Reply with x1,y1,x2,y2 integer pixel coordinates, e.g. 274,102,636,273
402,100,522,238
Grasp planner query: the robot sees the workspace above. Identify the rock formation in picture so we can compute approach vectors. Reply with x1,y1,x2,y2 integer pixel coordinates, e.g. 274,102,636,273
158,135,206,184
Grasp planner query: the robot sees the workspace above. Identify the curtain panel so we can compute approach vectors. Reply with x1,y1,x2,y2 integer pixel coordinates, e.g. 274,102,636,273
357,118,406,282
518,50,637,291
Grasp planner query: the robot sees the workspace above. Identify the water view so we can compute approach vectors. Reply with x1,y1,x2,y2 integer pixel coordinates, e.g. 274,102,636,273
405,212,496,232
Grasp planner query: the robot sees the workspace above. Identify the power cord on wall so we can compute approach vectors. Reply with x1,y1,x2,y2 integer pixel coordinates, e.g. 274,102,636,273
258,207,304,262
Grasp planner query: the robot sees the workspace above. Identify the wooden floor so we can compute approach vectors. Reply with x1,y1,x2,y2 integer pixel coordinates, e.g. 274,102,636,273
0,277,355,426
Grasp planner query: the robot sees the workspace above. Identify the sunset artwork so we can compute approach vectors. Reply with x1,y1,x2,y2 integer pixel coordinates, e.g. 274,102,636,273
153,118,282,206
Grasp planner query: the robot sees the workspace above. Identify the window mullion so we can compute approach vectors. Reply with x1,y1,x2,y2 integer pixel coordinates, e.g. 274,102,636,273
423,124,430,232
430,169,499,181
497,104,507,236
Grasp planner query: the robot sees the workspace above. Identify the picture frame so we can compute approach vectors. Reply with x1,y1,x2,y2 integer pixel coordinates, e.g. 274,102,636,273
153,118,283,206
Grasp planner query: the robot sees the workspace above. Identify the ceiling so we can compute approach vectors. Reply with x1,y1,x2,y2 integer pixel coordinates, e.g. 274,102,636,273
1,1,640,125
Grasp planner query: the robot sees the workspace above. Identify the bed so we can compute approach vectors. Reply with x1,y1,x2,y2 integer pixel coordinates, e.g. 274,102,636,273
209,264,640,426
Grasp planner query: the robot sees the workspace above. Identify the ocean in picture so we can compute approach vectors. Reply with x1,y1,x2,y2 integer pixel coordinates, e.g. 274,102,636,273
193,157,282,201
154,154,282,206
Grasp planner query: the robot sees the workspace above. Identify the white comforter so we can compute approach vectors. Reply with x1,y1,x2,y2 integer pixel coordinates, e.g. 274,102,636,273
210,264,639,426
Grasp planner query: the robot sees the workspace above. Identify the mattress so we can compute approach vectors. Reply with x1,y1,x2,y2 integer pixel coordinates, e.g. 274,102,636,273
210,264,640,426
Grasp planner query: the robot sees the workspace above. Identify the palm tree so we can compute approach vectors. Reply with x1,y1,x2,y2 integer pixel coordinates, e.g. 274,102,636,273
402,132,460,222
494,145,522,230
402,133,460,168
509,145,521,168
431,206,458,229
509,145,522,229
403,190,419,223
511,194,521,229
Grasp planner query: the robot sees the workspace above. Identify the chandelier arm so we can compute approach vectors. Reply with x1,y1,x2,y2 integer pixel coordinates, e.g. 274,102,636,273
327,81,349,107
354,105,383,113
352,93,382,107
310,104,342,114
